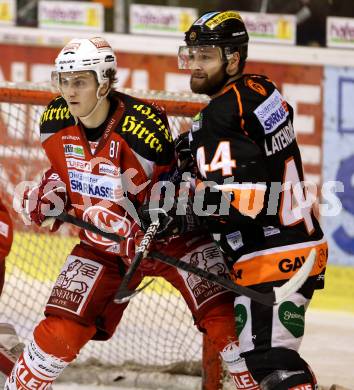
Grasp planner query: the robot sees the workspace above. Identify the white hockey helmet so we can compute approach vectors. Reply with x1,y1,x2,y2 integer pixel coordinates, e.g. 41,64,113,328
54,37,117,85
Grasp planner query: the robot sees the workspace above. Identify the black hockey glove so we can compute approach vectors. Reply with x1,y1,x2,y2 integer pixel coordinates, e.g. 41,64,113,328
138,198,200,239
174,131,195,174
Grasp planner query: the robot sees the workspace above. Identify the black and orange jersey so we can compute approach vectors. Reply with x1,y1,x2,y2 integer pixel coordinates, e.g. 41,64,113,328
0,199,13,260
40,91,175,253
189,74,326,278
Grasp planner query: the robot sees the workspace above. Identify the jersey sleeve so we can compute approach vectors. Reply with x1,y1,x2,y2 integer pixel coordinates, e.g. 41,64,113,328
40,96,76,145
116,96,177,202
116,95,175,167
0,200,13,259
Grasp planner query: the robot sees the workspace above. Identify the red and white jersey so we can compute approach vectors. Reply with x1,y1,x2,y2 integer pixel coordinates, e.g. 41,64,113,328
40,92,175,253
0,199,13,260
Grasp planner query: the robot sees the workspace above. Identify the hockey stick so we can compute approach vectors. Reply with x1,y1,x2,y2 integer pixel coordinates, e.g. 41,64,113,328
150,249,316,306
54,212,124,242
54,212,158,303
55,212,316,306
113,220,160,304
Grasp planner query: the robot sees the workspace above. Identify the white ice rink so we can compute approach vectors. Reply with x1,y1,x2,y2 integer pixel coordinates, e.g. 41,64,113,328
51,309,354,390
2,271,353,389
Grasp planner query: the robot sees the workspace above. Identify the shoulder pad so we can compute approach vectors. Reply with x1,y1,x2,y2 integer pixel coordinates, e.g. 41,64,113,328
116,93,175,165
40,96,76,138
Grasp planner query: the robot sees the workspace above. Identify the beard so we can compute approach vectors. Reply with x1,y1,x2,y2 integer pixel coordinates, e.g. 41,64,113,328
190,64,229,96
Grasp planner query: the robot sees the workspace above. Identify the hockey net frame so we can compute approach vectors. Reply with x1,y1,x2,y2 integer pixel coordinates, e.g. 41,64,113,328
0,83,235,389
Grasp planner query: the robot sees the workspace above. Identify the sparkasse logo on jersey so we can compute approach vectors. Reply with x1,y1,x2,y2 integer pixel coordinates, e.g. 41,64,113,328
254,90,289,134
64,144,85,159
68,170,122,201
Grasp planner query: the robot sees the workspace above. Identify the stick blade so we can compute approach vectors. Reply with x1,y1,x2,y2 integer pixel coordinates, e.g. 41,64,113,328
273,248,316,304
114,279,154,304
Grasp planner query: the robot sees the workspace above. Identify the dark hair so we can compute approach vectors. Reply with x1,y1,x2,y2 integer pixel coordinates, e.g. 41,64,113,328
105,68,118,89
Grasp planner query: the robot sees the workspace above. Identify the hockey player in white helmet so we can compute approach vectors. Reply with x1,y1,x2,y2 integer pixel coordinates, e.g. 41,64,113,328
6,36,241,389
51,36,117,125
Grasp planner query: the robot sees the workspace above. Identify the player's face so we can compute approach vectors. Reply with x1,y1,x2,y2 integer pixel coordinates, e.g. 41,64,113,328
178,46,226,96
190,61,226,96
59,71,99,117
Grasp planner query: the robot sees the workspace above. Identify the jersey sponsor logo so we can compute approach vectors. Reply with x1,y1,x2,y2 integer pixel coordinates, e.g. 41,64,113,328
98,163,120,177
68,170,123,201
181,244,227,308
102,117,116,140
133,104,173,143
278,255,306,273
254,89,289,134
62,135,80,141
83,206,132,245
40,102,72,125
66,158,91,172
64,144,85,159
121,115,164,152
48,255,104,315
264,123,296,156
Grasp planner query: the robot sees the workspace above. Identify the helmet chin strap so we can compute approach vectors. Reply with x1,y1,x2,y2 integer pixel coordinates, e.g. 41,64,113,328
78,84,109,122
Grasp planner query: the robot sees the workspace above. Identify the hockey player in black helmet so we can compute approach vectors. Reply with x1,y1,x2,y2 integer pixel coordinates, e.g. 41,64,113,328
178,10,249,96
177,11,327,390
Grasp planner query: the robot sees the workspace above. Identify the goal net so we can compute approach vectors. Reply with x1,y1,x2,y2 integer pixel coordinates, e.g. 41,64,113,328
0,83,232,389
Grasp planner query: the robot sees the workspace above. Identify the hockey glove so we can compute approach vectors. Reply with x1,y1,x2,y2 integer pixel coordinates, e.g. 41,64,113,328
138,198,200,239
21,167,68,232
118,221,160,271
174,131,195,174
118,221,143,261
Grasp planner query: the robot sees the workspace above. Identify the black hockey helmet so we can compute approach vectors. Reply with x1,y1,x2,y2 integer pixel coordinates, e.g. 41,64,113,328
184,11,249,62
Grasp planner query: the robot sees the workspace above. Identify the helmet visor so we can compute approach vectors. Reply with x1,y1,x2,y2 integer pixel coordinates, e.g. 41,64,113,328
178,45,224,70
51,70,98,94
